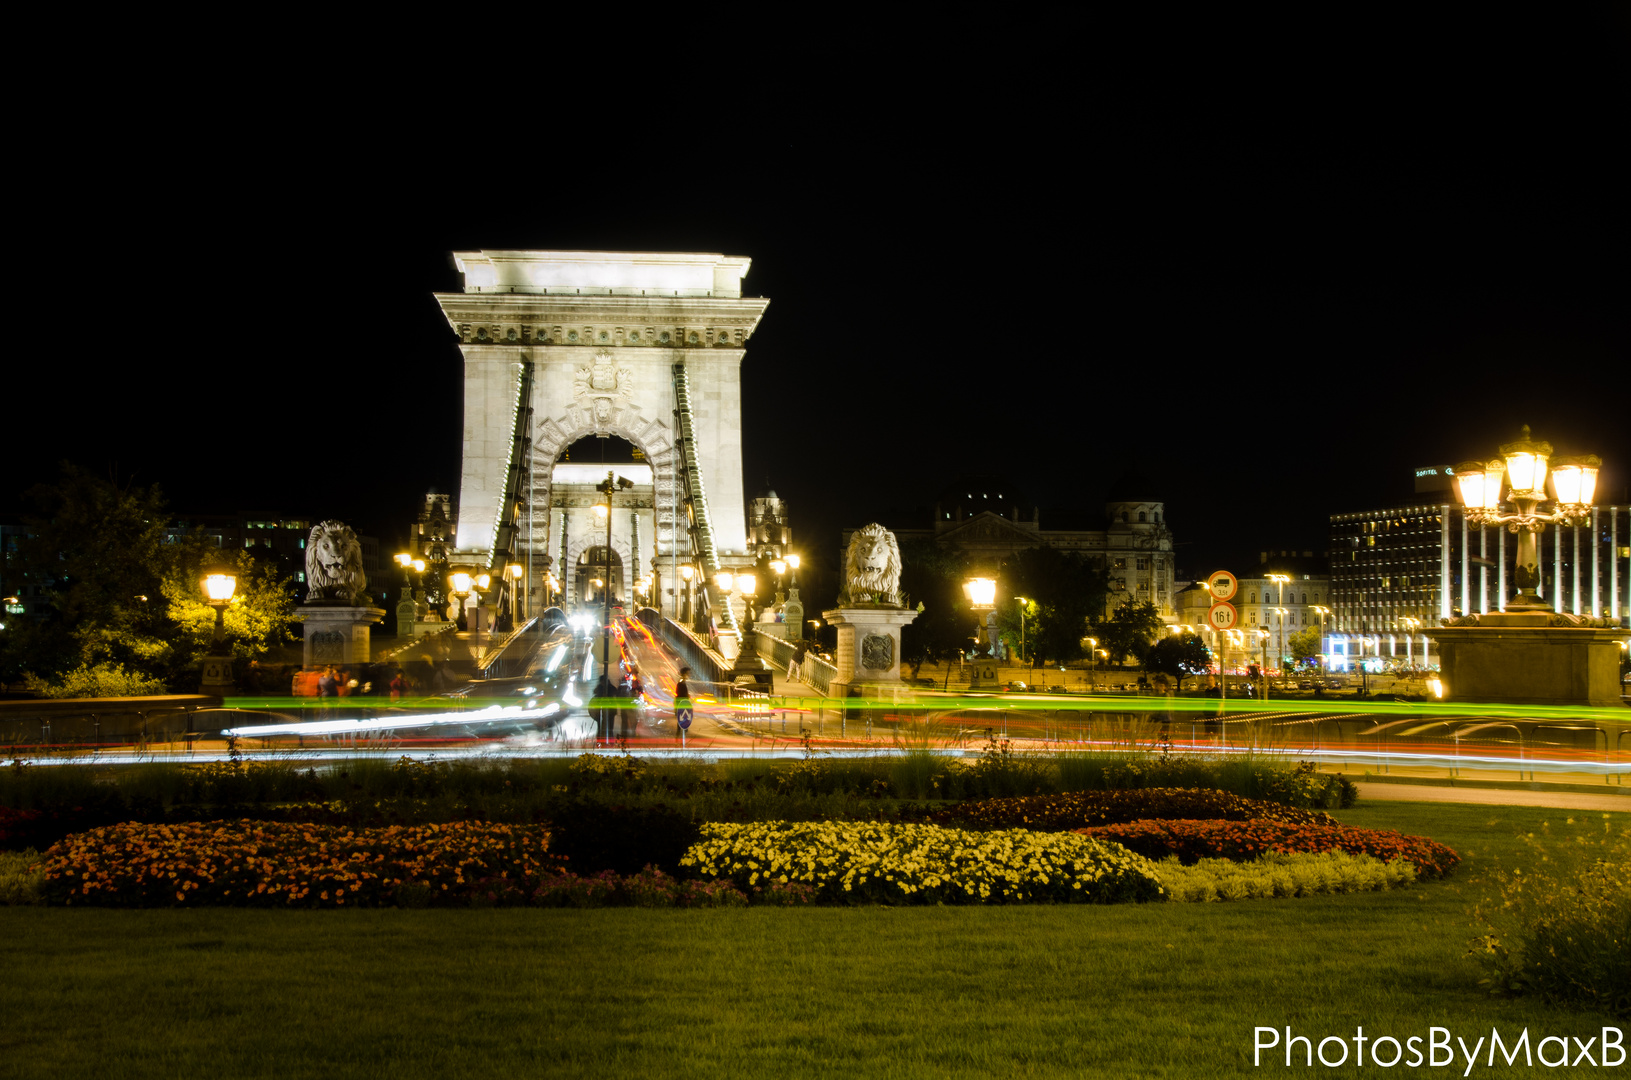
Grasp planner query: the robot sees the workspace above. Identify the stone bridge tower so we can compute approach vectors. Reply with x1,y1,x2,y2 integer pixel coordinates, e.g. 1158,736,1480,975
434,250,770,613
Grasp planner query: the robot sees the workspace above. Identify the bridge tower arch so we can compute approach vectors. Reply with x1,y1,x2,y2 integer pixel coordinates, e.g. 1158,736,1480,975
435,250,770,615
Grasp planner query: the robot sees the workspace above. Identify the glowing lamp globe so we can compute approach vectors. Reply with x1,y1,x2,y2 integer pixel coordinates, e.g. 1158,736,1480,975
202,566,237,603
769,559,787,576
786,554,801,569
476,573,491,590
450,572,473,596
679,565,694,581
1498,426,1552,497
737,572,757,597
714,571,734,592
963,577,997,609
1549,455,1600,508
412,559,426,573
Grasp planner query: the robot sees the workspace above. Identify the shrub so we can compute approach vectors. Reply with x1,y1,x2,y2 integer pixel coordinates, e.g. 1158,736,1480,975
38,821,561,908
23,662,167,699
682,821,1164,905
543,796,701,875
0,849,45,905
1469,815,1631,1018
936,788,1334,832
1077,819,1460,878
1157,851,1417,902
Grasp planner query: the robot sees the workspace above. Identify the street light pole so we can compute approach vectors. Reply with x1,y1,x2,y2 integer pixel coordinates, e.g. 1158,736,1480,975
1014,596,1028,673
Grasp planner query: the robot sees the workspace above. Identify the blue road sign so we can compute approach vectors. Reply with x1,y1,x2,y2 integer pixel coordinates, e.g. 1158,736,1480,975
676,707,693,730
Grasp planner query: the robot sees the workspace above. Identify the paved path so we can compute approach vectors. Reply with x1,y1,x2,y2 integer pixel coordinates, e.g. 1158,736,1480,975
1355,782,1630,811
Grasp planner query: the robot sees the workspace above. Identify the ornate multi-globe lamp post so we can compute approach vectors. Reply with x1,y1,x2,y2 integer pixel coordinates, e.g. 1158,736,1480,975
1452,425,1599,613
1435,426,1622,707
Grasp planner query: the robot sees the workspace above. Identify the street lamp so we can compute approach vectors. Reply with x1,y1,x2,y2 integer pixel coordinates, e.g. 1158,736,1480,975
449,571,473,631
1454,425,1599,612
1310,605,1331,672
1014,596,1030,670
963,576,997,655
786,552,801,588
1400,616,1421,669
679,563,694,622
200,563,237,694
1084,636,1099,690
1272,607,1288,676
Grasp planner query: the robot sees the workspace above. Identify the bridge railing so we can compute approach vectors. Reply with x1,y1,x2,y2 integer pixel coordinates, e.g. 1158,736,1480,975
474,617,541,678
752,629,838,695
659,616,736,686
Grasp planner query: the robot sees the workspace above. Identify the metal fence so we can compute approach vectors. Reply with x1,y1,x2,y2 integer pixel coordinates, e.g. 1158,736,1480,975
752,630,837,694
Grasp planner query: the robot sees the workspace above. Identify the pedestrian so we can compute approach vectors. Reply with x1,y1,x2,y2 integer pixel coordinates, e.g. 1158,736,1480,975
389,668,404,702
674,665,693,728
317,665,337,718
788,642,806,683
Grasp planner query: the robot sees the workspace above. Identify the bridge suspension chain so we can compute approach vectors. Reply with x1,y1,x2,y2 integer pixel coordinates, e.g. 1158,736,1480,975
671,361,738,635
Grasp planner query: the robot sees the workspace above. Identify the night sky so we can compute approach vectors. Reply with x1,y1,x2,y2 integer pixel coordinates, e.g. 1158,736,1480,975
9,12,1626,584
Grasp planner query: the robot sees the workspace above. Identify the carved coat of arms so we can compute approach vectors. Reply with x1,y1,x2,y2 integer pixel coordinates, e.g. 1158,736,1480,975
573,351,634,431
861,633,894,671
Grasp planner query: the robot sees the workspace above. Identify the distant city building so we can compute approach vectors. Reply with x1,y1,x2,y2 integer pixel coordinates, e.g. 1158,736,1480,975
409,492,455,567
1176,552,1332,673
747,487,792,561
858,473,1179,619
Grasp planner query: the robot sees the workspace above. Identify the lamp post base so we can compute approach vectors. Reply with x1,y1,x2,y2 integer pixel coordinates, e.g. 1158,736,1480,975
1428,620,1627,708
200,653,235,694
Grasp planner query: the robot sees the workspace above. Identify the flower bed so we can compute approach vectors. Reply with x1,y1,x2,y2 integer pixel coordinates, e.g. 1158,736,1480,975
1076,819,1460,878
681,821,1164,905
38,821,562,908
1156,851,1417,902
935,788,1334,832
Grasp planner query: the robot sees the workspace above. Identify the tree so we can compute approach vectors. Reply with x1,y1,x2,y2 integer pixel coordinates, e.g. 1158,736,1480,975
1145,632,1211,678
1,464,173,686
897,540,973,678
1094,598,1163,668
159,534,299,675
994,546,1108,666
1286,627,1322,667
0,464,298,694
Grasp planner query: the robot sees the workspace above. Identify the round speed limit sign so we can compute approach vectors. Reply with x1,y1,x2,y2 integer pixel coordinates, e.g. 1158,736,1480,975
1206,570,1239,603
1207,601,1239,631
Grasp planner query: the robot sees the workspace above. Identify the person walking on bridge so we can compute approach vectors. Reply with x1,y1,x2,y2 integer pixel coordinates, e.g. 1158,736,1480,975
788,643,806,684
674,666,693,730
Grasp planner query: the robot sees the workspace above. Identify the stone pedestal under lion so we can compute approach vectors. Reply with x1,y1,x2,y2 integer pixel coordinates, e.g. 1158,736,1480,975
824,524,918,713
298,520,384,669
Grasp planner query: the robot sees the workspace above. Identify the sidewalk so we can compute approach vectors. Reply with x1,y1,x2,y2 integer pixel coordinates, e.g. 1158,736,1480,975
1354,782,1628,811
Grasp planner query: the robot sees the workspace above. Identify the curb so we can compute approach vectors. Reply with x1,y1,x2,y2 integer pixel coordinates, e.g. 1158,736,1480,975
1356,774,1630,797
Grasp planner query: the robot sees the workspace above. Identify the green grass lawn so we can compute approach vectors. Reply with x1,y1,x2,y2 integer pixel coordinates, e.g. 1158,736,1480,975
1,801,1622,1078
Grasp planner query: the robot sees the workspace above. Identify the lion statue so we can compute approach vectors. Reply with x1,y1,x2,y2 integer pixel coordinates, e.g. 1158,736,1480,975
843,523,902,606
305,520,368,604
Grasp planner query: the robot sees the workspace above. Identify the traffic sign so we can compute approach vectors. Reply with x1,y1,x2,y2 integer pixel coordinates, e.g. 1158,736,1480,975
676,707,693,731
1207,601,1239,631
1206,570,1239,603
